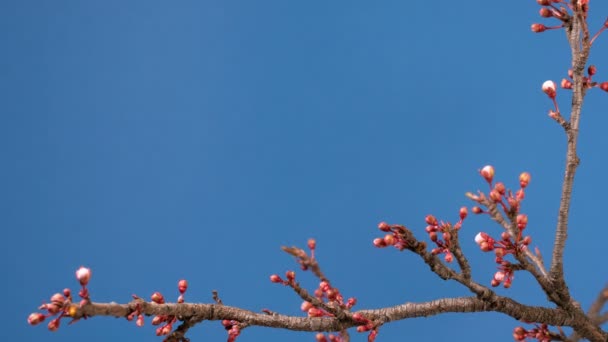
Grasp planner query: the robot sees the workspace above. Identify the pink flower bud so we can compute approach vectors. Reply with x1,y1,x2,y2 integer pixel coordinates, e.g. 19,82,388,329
519,172,531,188
531,23,547,33
373,237,386,247
459,207,468,220
178,279,188,294
270,274,283,283
489,189,501,202
493,182,506,195
599,82,608,92
517,214,528,229
75,266,91,286
474,232,486,245
151,292,165,304
490,278,500,287
495,248,505,258
561,78,572,89
494,271,506,282
301,301,313,312
480,165,495,183
542,80,557,98
28,313,46,326
425,215,438,226
50,293,66,305
136,314,144,327
47,318,60,332
63,288,71,298
472,206,483,214
444,253,453,263
429,231,438,242
442,232,451,242
316,333,328,342
536,0,551,5
378,221,391,232
588,65,597,76
152,315,165,325
177,295,184,303
539,7,552,17
308,307,324,317
383,234,396,245
286,271,296,281
307,238,316,250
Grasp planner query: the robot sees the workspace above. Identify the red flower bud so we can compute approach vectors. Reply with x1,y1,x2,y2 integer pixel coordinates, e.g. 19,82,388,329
178,279,188,294
539,7,552,17
459,207,468,220
531,23,547,33
425,215,438,226
307,238,316,250
378,221,391,232
599,82,608,92
517,214,528,230
561,78,572,89
28,313,46,326
588,65,597,76
373,238,386,248
151,292,165,304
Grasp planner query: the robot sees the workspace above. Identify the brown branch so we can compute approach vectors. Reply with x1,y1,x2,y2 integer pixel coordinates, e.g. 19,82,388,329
550,2,589,290
66,296,605,340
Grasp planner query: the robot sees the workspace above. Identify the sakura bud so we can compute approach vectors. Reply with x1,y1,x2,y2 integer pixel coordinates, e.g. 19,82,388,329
480,165,495,183
519,172,531,188
425,215,438,226
27,313,45,326
517,214,528,230
588,65,597,76
561,78,572,89
151,292,165,304
178,279,188,294
539,7,552,17
75,266,91,286
47,318,60,332
373,238,386,248
542,80,557,98
599,82,608,92
531,23,547,33
536,0,551,5
378,221,391,232
459,207,468,220
307,238,316,250
270,274,282,283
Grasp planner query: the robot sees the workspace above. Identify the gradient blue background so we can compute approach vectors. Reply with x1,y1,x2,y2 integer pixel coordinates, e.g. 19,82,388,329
4,1,608,341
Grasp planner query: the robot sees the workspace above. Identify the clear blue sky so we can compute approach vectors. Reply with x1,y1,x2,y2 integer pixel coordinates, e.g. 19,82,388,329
4,1,608,341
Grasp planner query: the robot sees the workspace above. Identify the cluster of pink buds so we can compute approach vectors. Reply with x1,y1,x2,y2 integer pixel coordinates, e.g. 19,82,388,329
531,0,594,34
351,312,378,341
315,332,343,342
127,279,189,340
469,166,533,288
474,231,531,288
222,319,241,342
424,208,467,263
27,266,92,332
272,240,369,340
373,222,410,250
467,166,530,218
513,324,552,342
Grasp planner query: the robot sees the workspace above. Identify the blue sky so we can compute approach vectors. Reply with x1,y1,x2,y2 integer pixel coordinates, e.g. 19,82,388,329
4,1,608,341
